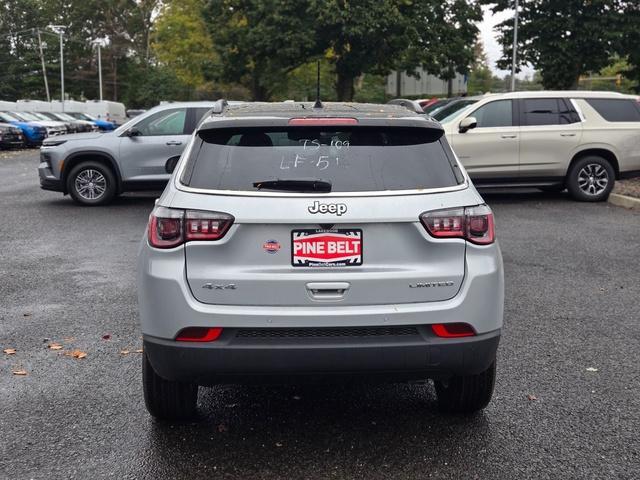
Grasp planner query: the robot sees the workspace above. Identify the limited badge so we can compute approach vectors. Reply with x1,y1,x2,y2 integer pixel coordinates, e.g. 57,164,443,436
263,239,281,254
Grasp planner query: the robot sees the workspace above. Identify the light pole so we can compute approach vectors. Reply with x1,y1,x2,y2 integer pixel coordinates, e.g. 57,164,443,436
510,0,519,92
93,40,104,101
48,25,65,109
36,29,51,102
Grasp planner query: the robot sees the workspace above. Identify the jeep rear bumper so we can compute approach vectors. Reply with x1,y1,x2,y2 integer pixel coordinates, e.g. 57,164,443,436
143,328,500,385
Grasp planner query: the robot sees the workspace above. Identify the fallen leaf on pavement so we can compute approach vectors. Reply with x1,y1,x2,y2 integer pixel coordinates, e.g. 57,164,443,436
586,367,598,372
3,348,16,355
217,424,228,433
134,349,143,353
120,350,130,355
48,343,63,350
102,334,111,340
23,312,32,317
65,350,87,359
527,394,537,401
275,442,283,447
12,369,27,376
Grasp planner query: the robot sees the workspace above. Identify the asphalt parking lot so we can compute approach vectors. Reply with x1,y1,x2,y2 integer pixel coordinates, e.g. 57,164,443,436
1,149,639,479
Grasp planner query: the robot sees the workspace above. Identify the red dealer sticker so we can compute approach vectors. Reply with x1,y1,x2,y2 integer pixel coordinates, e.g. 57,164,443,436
291,229,362,267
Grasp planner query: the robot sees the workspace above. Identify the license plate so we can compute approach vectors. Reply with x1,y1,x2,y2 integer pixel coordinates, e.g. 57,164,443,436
291,229,363,267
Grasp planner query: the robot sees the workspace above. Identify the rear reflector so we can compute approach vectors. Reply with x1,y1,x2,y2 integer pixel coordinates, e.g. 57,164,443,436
431,323,476,338
175,327,223,342
288,117,358,126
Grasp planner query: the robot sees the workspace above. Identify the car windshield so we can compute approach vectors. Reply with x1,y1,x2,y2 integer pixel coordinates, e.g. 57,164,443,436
180,126,461,193
12,112,39,121
432,100,479,122
32,113,52,121
0,112,20,122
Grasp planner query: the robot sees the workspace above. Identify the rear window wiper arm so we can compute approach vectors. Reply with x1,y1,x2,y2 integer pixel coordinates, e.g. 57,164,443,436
252,179,332,193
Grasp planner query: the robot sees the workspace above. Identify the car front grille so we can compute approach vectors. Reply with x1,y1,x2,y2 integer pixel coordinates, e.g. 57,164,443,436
236,326,420,339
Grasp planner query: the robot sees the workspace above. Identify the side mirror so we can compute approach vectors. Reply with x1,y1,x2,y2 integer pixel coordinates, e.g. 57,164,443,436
165,156,180,174
459,117,477,133
125,127,142,137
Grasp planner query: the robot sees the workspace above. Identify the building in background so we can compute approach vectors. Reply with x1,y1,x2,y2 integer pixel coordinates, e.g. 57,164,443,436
386,69,467,97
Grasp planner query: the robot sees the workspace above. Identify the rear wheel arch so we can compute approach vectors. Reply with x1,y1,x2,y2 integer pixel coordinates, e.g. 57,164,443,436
62,152,122,194
568,148,619,180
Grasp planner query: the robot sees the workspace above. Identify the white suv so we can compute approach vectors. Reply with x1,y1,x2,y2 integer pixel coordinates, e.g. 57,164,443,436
441,91,640,201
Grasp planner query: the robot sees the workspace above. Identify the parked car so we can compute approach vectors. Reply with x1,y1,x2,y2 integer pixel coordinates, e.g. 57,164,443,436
137,101,503,421
0,112,47,146
422,98,454,115
67,112,116,131
0,122,25,148
430,96,482,123
38,111,96,133
441,91,640,201
9,111,67,137
39,101,220,204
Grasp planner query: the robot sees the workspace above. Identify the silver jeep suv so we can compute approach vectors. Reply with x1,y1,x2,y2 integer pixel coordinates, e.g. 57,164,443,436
137,101,504,420
38,102,219,205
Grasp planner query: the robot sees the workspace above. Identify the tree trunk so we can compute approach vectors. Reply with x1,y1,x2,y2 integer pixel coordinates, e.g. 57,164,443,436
336,72,355,101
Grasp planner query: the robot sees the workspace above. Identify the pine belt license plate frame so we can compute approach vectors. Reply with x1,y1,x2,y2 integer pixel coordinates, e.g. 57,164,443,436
291,229,363,267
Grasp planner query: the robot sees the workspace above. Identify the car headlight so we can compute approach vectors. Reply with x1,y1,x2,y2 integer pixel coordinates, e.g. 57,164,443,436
42,139,67,147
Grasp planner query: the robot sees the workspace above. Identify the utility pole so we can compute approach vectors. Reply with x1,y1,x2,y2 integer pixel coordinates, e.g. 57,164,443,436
510,0,519,92
94,41,103,101
48,25,65,109
36,29,50,102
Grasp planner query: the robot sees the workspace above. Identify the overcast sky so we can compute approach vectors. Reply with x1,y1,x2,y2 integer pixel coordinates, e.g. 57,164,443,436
479,5,535,79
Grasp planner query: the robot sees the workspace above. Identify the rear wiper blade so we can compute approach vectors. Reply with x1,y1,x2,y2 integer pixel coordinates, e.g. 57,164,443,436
252,179,332,193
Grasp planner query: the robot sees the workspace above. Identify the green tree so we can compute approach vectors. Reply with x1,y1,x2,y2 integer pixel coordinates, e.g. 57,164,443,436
153,0,216,89
487,0,622,89
204,0,319,100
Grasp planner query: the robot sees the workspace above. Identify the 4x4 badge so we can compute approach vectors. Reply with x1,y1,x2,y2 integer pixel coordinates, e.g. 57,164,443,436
308,201,347,216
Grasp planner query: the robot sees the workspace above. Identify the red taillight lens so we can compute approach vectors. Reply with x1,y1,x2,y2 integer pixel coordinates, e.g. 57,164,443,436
288,117,358,126
185,210,234,241
175,327,223,342
148,206,184,248
147,207,234,248
431,323,476,338
420,205,495,245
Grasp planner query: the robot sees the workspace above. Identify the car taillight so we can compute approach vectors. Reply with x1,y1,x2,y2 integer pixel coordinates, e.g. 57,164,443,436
175,327,223,342
148,207,234,248
420,204,495,245
431,323,476,338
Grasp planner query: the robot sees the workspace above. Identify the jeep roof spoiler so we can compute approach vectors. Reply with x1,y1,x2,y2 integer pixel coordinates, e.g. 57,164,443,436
387,99,424,114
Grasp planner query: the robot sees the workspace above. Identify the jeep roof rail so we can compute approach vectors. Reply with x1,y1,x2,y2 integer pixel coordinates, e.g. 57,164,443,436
387,99,424,114
211,99,228,114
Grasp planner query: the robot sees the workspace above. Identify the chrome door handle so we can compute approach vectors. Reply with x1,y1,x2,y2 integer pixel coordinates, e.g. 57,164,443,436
501,134,517,139
166,140,182,146
560,133,576,137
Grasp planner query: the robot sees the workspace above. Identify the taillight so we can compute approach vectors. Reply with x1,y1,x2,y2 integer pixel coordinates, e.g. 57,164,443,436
431,323,476,338
420,204,495,245
175,327,223,342
148,207,234,248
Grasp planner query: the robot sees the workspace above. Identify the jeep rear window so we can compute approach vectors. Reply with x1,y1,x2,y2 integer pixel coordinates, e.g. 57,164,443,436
180,127,461,192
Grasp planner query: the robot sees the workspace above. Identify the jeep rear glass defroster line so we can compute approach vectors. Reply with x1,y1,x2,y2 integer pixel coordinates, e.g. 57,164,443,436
180,127,459,193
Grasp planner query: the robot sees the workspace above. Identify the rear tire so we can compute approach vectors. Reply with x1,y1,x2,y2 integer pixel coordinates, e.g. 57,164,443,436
143,352,198,421
435,361,496,414
566,156,615,202
66,161,117,206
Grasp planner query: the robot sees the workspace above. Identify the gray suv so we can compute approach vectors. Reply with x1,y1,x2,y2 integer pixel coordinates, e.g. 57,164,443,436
138,101,504,421
38,102,219,205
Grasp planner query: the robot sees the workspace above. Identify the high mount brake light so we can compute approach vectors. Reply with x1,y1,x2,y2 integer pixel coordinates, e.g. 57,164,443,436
420,205,495,245
148,207,234,248
288,117,358,126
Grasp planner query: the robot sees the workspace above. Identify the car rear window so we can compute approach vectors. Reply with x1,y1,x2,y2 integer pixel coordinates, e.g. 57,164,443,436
180,127,462,193
585,98,640,122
